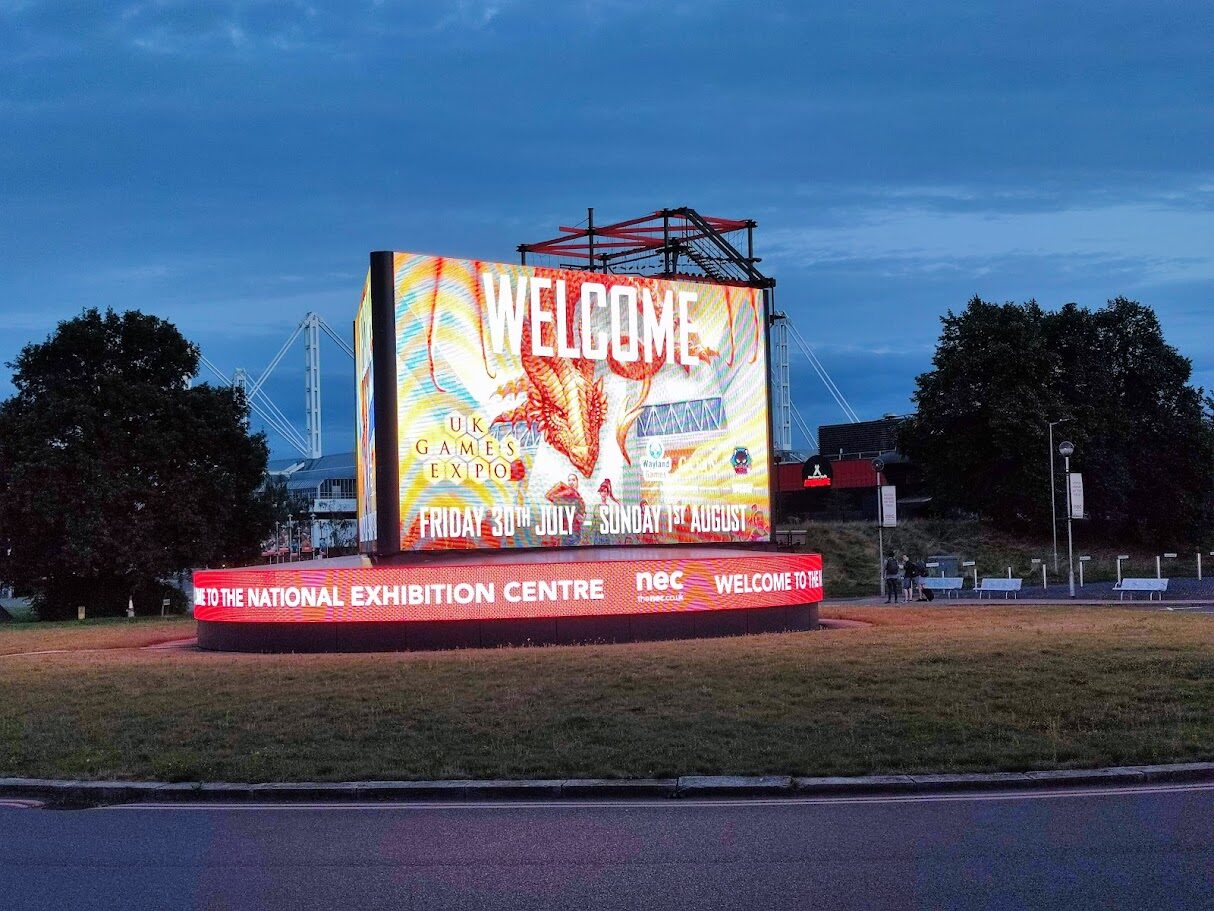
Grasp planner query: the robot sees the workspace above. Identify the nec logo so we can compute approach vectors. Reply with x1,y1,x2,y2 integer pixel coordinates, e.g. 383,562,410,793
635,570,685,592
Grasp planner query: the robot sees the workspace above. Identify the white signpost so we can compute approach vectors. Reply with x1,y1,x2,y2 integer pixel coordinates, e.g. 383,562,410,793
1031,558,1046,589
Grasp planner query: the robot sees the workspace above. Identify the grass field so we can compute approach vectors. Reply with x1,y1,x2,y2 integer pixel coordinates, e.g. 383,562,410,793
1,607,1213,782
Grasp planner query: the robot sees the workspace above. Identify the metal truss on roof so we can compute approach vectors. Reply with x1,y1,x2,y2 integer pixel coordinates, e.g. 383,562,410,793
520,208,859,456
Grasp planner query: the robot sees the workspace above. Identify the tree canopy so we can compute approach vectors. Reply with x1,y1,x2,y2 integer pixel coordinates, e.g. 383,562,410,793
0,308,272,618
901,296,1214,546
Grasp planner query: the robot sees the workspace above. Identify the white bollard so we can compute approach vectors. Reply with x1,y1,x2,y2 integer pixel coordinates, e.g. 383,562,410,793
1032,559,1046,589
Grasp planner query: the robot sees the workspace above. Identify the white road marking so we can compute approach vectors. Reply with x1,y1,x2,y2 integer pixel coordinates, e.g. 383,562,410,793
97,781,1214,812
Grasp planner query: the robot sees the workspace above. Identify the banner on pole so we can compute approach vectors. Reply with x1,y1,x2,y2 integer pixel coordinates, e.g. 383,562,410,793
1068,473,1085,519
880,485,897,527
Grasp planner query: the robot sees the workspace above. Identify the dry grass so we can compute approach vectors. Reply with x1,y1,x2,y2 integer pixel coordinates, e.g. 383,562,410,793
1,607,1212,782
0,617,194,656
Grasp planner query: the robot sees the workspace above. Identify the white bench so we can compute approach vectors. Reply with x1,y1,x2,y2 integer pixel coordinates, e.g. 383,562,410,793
919,577,964,598
1113,578,1169,601
974,578,1022,599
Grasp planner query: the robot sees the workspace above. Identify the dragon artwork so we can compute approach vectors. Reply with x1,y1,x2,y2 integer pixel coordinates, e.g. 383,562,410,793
427,267,759,481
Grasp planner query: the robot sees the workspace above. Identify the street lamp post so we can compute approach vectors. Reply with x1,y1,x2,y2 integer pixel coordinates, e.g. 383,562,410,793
1059,440,1076,598
872,458,886,596
1047,418,1070,574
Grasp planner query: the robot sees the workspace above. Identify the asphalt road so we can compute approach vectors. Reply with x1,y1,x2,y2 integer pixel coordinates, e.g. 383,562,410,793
3,783,1212,910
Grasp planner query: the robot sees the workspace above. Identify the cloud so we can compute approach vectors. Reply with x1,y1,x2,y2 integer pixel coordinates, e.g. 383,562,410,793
2,0,515,58
765,187,1214,285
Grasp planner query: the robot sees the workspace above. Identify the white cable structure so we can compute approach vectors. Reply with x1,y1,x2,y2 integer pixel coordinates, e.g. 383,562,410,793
200,355,311,455
209,307,849,461
202,312,353,459
786,321,860,424
789,402,819,451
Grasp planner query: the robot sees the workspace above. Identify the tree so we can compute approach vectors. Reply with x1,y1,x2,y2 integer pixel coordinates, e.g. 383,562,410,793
900,298,1061,527
902,296,1214,546
0,308,272,618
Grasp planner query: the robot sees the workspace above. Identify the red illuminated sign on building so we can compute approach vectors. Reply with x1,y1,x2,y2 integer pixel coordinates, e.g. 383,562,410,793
801,456,833,489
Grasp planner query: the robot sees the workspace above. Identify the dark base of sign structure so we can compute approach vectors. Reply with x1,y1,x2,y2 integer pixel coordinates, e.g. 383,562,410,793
196,602,819,653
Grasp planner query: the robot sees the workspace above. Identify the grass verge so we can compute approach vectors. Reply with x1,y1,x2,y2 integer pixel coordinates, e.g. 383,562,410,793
2,607,1213,782
0,617,194,656
803,519,1177,597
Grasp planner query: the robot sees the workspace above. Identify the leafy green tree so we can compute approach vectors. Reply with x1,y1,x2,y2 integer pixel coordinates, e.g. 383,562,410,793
903,296,1214,546
0,308,272,618
900,298,1061,526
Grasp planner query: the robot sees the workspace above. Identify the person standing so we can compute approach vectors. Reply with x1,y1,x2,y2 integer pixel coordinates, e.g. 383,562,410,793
901,554,917,602
883,555,902,603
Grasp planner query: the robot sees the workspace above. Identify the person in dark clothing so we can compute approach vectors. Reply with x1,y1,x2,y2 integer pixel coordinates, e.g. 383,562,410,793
883,556,901,603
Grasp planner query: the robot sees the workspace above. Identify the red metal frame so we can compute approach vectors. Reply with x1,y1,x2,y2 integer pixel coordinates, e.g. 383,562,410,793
524,212,748,255
519,207,772,289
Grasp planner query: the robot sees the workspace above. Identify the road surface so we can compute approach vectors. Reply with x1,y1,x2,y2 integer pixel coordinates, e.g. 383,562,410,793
3,783,1212,910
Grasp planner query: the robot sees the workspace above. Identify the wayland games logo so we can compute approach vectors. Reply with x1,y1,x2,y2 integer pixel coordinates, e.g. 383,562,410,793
640,439,672,479
366,254,774,552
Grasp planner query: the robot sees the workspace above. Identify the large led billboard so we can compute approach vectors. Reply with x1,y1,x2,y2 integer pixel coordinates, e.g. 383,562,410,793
360,252,772,552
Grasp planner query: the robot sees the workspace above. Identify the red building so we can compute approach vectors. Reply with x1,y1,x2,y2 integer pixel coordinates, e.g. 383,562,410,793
775,415,922,521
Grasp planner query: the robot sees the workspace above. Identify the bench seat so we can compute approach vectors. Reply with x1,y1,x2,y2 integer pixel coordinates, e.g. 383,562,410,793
1112,578,1169,601
919,577,964,598
974,578,1022,599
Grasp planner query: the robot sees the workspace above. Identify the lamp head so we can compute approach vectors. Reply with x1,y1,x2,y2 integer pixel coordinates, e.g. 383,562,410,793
1058,441,1075,457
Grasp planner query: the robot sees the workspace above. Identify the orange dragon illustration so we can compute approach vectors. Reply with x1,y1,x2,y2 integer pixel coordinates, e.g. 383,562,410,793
427,266,757,479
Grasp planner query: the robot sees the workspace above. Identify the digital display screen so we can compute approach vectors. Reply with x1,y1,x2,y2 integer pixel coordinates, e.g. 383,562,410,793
194,552,822,623
354,271,376,551
357,253,772,551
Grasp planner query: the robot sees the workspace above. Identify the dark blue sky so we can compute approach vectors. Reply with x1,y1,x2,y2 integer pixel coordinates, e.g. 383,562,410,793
3,1,1212,457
